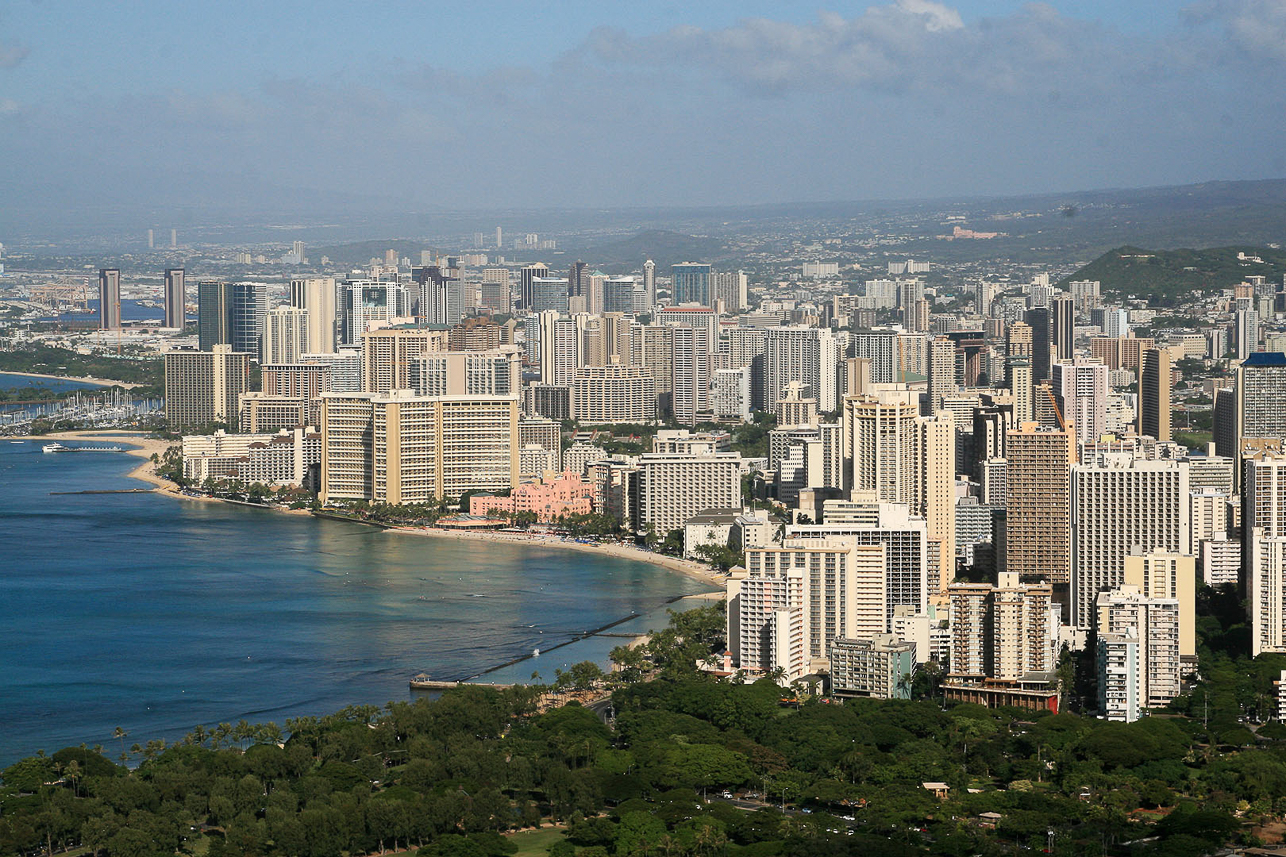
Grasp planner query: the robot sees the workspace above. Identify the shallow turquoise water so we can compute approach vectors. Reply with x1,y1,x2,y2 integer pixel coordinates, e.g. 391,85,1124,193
0,441,714,765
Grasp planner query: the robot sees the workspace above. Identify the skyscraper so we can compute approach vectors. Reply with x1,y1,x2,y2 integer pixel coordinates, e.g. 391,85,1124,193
198,281,232,351
671,326,711,426
164,344,251,430
1025,307,1051,384
1139,347,1173,441
1005,421,1075,591
765,326,840,414
642,259,656,308
1236,352,1286,459
1071,457,1190,629
98,268,121,330
338,280,411,346
1052,359,1109,446
229,282,269,358
1051,294,1074,361
290,277,338,354
163,268,185,330
568,260,588,301
519,263,549,311
926,336,957,414
262,306,309,365
671,262,711,306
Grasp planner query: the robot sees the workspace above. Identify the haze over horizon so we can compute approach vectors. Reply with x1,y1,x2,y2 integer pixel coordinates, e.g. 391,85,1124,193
2,0,1285,232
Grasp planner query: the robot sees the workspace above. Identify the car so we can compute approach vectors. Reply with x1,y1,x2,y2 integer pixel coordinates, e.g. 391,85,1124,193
720,791,733,799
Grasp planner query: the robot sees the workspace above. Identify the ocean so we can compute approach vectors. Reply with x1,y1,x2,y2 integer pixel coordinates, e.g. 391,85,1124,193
0,441,715,766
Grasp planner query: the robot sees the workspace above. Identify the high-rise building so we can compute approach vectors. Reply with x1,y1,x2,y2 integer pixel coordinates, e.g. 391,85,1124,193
671,326,711,426
602,276,637,314
1025,307,1052,384
1236,352,1286,459
536,312,581,387
1006,421,1075,590
571,363,657,423
642,259,656,308
731,536,888,682
765,326,840,414
568,260,588,302
671,262,712,306
198,281,233,351
1235,306,1260,360
1052,359,1109,446
1072,457,1190,629
360,326,449,394
1096,586,1181,720
1123,550,1196,659
1051,294,1074,361
479,268,511,315
948,573,1058,684
852,330,899,384
164,344,251,430
712,270,748,313
926,336,957,413
319,390,519,504
632,324,674,415
1249,530,1286,657
518,263,549,310
1139,347,1173,441
262,307,309,365
637,452,742,536
339,280,412,346
791,504,930,626
775,380,818,428
411,349,520,398
290,277,338,354
229,282,269,358
411,265,468,326
529,276,570,315
163,268,186,330
98,268,122,330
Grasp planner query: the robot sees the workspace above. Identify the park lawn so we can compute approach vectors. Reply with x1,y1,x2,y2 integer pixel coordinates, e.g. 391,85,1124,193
508,826,570,856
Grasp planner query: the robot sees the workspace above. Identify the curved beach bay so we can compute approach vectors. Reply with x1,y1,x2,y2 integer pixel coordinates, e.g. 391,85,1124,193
0,442,716,765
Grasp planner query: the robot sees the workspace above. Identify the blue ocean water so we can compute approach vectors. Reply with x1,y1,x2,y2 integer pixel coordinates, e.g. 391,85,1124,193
0,373,104,394
0,442,714,765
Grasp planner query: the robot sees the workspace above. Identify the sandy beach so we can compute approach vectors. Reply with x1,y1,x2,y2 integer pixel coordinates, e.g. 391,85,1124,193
386,525,728,590
1,370,143,390
17,429,730,588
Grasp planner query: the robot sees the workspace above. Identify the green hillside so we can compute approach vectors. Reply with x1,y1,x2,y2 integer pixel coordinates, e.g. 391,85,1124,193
1059,245,1286,306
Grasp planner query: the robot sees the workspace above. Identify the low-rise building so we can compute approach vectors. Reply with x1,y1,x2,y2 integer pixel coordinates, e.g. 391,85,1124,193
469,472,594,522
830,634,916,699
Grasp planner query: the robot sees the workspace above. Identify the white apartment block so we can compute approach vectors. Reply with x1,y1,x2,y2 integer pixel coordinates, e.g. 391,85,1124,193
1096,586,1181,719
263,306,309,365
1071,456,1190,629
411,349,520,398
637,453,742,536
1250,531,1286,657
765,326,840,414
1199,534,1241,587
571,363,657,423
829,634,916,699
730,536,887,680
710,367,752,421
182,427,319,488
726,563,807,683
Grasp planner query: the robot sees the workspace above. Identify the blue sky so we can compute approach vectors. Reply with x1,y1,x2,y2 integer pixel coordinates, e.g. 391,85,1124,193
1,1,1283,221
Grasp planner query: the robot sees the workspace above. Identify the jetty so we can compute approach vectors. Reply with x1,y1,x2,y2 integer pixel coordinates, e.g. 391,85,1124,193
409,674,514,690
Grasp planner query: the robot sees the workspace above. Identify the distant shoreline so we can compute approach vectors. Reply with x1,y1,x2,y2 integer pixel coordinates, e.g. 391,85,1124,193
0,370,143,390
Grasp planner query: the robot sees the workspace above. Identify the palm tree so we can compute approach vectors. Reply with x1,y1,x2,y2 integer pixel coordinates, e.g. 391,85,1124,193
113,726,128,760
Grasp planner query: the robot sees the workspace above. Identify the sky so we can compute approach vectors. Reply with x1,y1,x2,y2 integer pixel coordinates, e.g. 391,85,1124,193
1,0,1284,223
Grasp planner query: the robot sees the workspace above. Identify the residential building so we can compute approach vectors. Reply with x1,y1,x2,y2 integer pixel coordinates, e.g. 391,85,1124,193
637,452,742,536
1005,421,1075,590
1096,586,1181,720
571,362,657,423
830,634,916,699
263,307,309,365
361,326,449,394
290,277,338,354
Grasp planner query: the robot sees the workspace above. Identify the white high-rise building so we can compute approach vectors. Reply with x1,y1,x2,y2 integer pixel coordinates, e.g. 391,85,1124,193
1096,586,1181,720
765,327,840,413
262,306,309,365
536,311,581,387
1071,456,1190,629
710,366,752,421
339,280,411,346
671,326,711,426
637,452,742,536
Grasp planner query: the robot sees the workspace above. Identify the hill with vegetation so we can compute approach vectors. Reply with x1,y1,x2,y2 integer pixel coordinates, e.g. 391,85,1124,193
1058,245,1286,306
5,597,1286,857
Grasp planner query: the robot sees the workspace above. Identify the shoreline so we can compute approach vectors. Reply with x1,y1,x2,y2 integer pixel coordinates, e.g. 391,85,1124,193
386,525,727,590
23,433,726,686
0,370,143,390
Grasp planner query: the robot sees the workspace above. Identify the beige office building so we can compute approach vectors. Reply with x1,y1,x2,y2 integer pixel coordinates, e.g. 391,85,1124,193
411,349,520,397
289,277,337,354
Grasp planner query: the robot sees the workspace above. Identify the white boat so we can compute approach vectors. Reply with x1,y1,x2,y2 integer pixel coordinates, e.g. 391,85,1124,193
42,442,69,453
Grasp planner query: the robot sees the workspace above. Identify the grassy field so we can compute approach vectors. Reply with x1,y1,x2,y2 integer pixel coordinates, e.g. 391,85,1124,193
508,826,569,856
